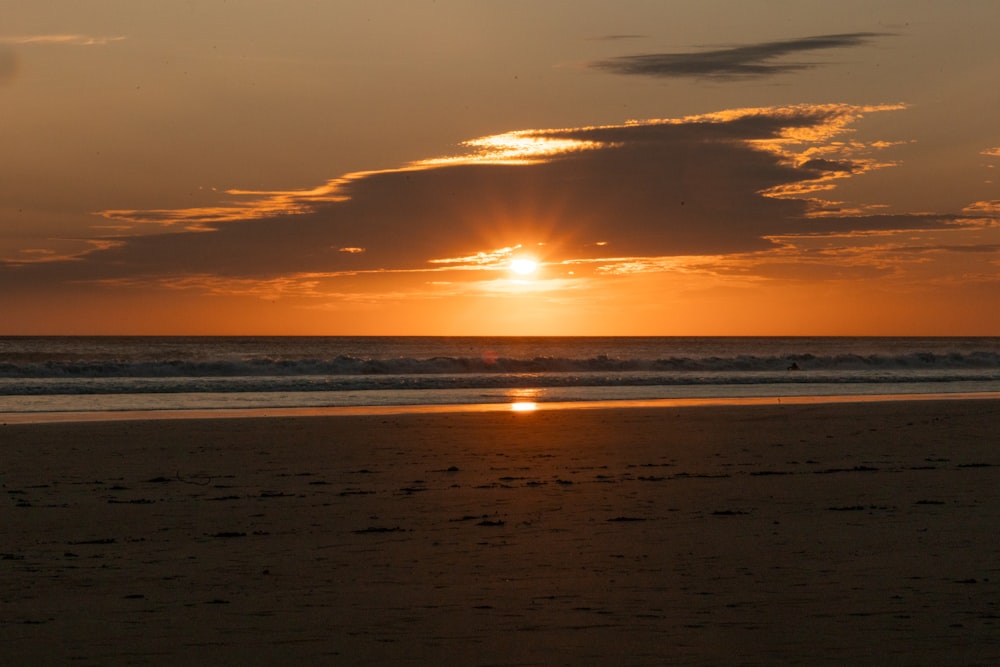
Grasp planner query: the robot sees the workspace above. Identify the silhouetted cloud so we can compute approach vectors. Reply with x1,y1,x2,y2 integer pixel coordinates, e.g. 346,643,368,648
2,103,975,293
590,32,891,80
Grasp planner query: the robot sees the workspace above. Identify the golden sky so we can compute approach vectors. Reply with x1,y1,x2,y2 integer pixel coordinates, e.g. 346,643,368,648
2,1,999,335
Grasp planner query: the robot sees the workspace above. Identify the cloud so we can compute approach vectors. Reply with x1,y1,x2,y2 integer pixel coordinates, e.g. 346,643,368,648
4,103,967,295
0,34,127,46
0,34,125,85
590,34,646,41
964,200,1000,216
895,244,1000,254
590,32,891,80
983,147,1000,158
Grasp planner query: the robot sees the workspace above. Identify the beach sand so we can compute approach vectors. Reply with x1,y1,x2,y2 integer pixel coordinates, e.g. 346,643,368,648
3,400,1000,665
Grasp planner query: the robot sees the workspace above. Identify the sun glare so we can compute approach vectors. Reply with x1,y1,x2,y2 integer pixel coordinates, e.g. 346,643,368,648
510,258,538,275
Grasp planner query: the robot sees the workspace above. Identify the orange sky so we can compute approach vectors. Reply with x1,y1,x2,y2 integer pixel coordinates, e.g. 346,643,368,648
2,2,999,335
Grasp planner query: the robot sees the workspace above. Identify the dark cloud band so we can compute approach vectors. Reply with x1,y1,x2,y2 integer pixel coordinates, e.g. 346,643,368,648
591,32,891,80
4,104,950,289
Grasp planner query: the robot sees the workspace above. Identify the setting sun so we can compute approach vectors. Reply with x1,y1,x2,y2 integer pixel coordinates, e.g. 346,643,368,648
3,3,1000,340
510,257,538,275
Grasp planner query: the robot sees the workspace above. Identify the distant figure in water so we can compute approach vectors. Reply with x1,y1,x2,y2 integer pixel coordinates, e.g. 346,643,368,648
787,362,800,371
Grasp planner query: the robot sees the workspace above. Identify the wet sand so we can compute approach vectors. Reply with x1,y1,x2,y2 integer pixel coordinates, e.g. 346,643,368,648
3,400,1000,664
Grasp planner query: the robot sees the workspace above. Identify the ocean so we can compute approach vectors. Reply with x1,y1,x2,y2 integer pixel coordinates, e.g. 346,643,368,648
1,336,999,416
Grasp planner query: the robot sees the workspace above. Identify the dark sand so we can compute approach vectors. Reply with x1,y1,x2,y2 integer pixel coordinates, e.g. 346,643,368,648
3,400,1000,665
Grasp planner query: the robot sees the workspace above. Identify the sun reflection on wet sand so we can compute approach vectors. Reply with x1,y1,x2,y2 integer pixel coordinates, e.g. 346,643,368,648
5,392,1000,424
508,388,541,412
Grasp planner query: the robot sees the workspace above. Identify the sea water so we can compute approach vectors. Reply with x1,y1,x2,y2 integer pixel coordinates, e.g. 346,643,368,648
1,336,999,415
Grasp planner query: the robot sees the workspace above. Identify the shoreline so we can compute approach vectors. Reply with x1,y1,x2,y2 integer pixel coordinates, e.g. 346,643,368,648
3,389,1000,425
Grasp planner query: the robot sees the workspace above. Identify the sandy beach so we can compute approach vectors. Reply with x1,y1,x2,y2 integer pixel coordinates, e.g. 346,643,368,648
3,400,1000,665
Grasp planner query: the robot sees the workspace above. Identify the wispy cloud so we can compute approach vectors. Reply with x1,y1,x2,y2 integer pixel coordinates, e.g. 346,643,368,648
0,33,126,83
964,200,1000,216
3,239,125,265
590,32,891,80
1,34,127,46
589,34,646,42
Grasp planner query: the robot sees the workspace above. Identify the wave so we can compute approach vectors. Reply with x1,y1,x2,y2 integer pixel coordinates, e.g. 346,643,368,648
2,351,1000,380
1,352,999,379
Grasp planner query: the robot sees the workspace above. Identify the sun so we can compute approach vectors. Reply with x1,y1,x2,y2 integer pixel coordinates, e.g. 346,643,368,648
509,257,538,276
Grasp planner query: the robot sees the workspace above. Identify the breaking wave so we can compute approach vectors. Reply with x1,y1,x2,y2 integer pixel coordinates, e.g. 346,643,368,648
2,350,999,396
2,350,1000,380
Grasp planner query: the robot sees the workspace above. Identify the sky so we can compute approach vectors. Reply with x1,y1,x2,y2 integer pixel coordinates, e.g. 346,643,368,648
2,1,999,335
